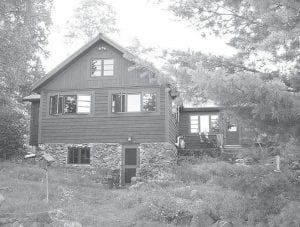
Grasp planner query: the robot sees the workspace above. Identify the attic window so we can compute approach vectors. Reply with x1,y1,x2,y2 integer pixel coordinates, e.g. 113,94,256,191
91,59,114,77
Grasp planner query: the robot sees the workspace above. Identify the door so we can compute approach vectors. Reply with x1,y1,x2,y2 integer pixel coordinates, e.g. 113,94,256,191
225,118,240,145
122,145,139,185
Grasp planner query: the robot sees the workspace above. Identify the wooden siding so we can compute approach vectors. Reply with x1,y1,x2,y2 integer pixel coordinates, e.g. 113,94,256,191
179,110,220,149
166,92,178,143
42,40,153,91
30,101,39,146
39,86,167,144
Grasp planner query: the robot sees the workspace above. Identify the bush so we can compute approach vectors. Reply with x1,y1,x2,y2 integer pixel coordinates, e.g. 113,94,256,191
0,107,26,159
268,201,300,227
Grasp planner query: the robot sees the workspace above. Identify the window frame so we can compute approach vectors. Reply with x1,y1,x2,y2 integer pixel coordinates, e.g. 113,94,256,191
109,89,160,116
190,114,220,134
111,91,158,114
90,58,114,77
67,146,91,165
48,92,93,117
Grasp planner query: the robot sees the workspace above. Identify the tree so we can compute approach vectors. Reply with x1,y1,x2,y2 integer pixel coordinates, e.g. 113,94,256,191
158,0,300,139
65,0,118,43
0,0,52,157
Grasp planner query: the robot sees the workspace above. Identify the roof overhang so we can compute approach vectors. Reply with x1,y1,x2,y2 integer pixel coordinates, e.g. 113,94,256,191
31,33,137,93
23,94,40,102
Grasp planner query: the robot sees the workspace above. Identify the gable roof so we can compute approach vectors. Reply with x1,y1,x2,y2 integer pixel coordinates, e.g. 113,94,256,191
32,33,137,92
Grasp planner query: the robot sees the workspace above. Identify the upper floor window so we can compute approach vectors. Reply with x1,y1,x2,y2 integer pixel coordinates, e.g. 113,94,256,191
91,59,114,77
190,114,220,134
112,92,157,113
49,94,91,115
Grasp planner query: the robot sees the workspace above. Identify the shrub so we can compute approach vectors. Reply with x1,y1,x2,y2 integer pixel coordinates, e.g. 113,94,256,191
0,107,26,159
268,201,300,227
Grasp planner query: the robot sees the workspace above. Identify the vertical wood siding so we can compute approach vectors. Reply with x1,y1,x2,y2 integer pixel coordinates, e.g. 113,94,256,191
42,40,152,91
29,101,39,146
166,93,178,143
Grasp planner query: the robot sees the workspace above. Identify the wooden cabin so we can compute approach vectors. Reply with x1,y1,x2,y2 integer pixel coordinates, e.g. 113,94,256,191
24,34,251,184
24,34,178,185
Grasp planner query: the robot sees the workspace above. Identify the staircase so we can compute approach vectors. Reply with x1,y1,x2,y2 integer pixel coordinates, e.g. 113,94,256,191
221,145,242,163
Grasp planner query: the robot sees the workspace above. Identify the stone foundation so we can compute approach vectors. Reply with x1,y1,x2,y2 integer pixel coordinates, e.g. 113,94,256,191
139,142,177,180
39,143,122,171
39,142,177,182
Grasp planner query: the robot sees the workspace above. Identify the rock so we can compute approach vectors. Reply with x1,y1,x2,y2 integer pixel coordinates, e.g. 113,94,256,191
190,212,215,227
190,189,198,198
24,212,52,224
0,218,18,225
51,220,82,227
211,220,233,227
129,182,144,190
0,193,4,205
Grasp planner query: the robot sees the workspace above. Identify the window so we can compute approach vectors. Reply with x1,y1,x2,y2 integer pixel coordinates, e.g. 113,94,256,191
143,93,157,112
103,59,114,76
112,93,125,112
77,95,91,113
49,94,91,115
211,115,219,132
68,146,90,164
49,95,63,115
127,94,141,112
112,92,157,113
200,115,210,133
91,59,114,77
190,116,199,133
190,114,220,133
64,95,77,114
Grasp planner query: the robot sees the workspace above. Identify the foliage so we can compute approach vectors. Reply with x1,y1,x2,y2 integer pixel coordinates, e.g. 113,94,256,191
0,106,26,159
268,201,300,227
156,0,300,138
0,0,52,156
0,0,52,100
65,0,118,43
172,158,300,225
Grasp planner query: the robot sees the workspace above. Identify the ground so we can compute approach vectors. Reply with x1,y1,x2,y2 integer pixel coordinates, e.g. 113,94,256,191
0,156,299,227
0,162,173,227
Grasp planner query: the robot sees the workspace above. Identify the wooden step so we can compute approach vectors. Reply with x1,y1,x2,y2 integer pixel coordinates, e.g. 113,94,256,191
224,145,242,149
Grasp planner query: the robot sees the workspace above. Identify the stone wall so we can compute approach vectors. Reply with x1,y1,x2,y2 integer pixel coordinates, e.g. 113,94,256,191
39,142,178,183
39,143,121,171
139,142,177,181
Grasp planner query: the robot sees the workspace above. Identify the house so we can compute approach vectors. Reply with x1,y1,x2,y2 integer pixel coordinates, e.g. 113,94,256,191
24,34,178,185
24,34,251,184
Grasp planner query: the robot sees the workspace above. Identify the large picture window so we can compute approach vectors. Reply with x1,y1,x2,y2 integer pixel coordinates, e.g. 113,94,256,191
68,146,90,164
91,59,114,77
112,92,157,113
190,114,220,133
49,94,91,115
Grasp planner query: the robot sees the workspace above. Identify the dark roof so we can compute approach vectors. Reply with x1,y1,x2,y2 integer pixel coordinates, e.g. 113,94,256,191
23,94,40,102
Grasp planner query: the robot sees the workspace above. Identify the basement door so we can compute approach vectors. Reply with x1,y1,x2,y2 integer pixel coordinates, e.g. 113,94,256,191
225,118,240,145
122,144,139,185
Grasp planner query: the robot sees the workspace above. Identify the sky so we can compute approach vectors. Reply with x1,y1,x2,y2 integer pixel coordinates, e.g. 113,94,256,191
44,0,235,72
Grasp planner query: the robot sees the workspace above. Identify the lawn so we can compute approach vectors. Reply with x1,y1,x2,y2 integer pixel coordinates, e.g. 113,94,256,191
0,158,299,227
0,162,173,227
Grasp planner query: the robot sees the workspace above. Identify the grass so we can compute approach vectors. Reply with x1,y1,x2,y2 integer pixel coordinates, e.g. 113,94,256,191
1,157,298,227
0,162,175,226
